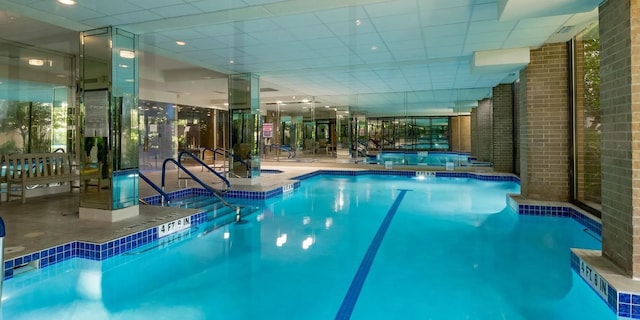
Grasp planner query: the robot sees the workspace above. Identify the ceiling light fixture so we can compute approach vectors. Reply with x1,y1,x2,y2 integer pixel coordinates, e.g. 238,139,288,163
28,59,44,66
57,0,76,5
355,19,361,26
229,60,235,64
176,41,186,46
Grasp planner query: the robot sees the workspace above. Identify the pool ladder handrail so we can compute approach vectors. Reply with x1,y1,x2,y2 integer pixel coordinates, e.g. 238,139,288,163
139,171,171,206
202,147,250,178
177,151,231,192
162,157,246,215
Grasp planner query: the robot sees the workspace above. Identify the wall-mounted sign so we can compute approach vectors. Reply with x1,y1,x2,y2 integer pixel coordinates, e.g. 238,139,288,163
263,123,273,138
84,90,109,137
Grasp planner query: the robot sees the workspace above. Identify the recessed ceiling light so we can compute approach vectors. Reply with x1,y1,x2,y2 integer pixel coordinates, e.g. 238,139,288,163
355,19,361,26
371,45,377,51
176,41,186,46
229,60,235,64
119,64,129,68
28,59,44,66
57,0,76,5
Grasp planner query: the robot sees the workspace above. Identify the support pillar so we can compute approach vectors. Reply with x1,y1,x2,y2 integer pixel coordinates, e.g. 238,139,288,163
492,84,514,173
518,43,570,201
600,0,640,278
228,73,260,183
78,27,139,221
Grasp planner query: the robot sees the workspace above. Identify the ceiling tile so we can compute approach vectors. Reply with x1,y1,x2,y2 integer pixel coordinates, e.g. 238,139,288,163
112,10,164,24
150,4,203,18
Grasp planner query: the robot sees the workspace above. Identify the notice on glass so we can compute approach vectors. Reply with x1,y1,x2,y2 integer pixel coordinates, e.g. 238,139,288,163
84,90,109,137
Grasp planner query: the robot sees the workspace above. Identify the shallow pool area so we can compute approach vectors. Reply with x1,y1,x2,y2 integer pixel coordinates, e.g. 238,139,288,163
0,173,617,319
365,151,491,168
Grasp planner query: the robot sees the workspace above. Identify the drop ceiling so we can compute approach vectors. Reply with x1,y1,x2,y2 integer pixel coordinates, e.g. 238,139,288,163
0,0,600,116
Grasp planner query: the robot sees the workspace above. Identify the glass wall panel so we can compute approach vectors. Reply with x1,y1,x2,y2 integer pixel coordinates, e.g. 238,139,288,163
367,116,450,151
0,41,74,155
573,23,601,211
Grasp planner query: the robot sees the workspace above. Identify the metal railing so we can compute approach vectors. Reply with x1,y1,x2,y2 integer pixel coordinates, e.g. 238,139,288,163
161,158,237,210
139,171,171,206
201,147,250,177
177,151,231,191
0,215,5,301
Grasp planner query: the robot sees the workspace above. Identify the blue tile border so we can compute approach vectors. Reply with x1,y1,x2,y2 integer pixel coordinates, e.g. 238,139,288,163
3,209,208,280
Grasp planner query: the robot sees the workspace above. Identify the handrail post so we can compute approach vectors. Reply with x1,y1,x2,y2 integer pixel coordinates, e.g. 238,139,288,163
0,216,6,302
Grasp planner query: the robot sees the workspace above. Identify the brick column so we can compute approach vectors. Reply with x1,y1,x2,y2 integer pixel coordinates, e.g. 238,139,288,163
476,98,493,162
470,108,478,157
599,0,640,277
518,43,570,201
492,84,514,173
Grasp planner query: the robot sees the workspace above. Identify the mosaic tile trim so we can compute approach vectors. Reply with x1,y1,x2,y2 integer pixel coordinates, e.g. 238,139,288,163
569,251,640,318
569,252,618,313
291,170,520,183
617,292,640,319
515,204,601,237
3,210,208,280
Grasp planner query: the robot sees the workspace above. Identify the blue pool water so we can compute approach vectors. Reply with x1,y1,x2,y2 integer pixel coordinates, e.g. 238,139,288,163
366,151,489,167
2,175,615,319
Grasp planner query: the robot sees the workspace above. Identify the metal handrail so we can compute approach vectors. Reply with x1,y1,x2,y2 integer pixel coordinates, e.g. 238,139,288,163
208,147,250,171
139,171,171,206
161,158,235,208
177,151,231,191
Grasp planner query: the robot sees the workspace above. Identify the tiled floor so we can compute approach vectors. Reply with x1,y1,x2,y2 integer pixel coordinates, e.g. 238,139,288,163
0,160,372,261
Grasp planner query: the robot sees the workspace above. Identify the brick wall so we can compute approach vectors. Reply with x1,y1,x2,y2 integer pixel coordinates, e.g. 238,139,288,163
574,36,586,202
450,115,471,152
518,43,570,201
470,109,478,156
476,98,493,162
492,84,514,173
600,0,639,277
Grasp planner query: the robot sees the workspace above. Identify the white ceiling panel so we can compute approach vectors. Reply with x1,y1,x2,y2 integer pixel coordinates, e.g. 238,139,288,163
80,0,143,16
423,23,469,41
124,0,186,10
364,0,418,18
419,6,473,27
149,4,203,18
313,6,368,24
471,3,498,21
0,0,599,113
370,14,421,32
189,0,249,12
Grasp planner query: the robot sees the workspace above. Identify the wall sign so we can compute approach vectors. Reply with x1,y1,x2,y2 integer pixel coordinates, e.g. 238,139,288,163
263,123,273,138
579,259,610,300
84,90,109,137
158,216,191,238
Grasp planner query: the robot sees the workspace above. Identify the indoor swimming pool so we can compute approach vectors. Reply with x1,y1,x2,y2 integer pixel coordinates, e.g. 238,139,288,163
1,174,615,319
365,151,491,167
